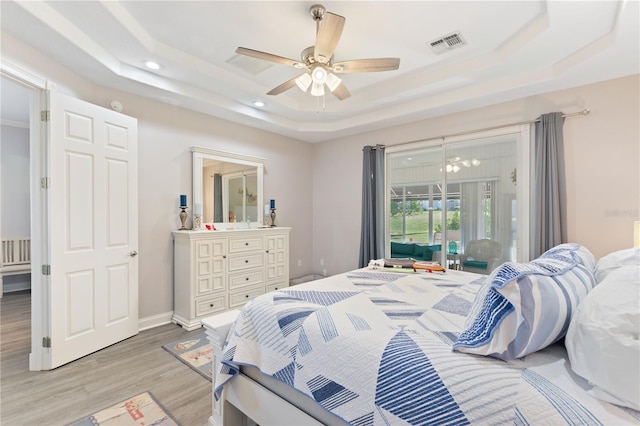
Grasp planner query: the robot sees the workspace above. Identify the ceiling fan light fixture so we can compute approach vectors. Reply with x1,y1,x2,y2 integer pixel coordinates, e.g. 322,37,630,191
295,73,312,92
310,82,325,97
326,73,342,92
311,66,328,84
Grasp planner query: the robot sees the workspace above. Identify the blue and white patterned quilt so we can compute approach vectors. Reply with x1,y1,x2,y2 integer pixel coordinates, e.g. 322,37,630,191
215,268,639,425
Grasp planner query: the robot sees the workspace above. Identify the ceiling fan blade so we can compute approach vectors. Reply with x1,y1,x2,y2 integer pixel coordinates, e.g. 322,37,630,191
314,12,345,64
330,82,351,100
331,58,400,73
236,47,305,68
267,76,299,96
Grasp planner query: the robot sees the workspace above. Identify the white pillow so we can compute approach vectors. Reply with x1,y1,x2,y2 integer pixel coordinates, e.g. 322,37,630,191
565,264,640,410
453,243,596,359
594,246,640,283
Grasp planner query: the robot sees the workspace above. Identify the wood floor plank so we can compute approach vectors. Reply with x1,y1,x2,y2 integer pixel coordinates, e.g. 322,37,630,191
0,291,212,425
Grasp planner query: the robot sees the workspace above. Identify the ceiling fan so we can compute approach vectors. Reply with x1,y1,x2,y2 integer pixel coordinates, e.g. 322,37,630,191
235,4,400,100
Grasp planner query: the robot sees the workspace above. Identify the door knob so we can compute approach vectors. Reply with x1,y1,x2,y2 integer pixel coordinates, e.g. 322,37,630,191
129,250,138,257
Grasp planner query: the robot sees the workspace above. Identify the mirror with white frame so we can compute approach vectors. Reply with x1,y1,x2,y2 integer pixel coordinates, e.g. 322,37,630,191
192,146,264,227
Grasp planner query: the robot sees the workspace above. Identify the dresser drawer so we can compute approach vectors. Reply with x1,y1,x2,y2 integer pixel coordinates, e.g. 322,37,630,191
266,281,288,294
228,253,264,272
229,285,264,308
229,236,263,253
229,268,264,290
195,294,227,317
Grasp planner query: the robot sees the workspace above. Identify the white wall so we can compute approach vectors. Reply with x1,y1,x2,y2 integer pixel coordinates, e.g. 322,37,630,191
0,123,31,290
312,74,640,274
0,124,30,238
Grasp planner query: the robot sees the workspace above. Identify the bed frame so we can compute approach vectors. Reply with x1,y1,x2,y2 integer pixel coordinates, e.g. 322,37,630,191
202,311,325,426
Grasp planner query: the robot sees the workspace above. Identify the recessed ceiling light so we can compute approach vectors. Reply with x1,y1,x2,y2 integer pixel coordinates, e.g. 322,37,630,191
253,101,265,108
144,60,162,70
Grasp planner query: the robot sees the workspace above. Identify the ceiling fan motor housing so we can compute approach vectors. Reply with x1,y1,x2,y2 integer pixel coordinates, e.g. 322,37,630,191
310,4,326,21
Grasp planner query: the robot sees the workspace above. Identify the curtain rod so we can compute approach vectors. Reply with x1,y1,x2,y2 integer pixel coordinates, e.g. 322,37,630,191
392,108,590,147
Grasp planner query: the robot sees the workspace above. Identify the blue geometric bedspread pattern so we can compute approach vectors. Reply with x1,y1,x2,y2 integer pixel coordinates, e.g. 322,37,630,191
214,269,636,425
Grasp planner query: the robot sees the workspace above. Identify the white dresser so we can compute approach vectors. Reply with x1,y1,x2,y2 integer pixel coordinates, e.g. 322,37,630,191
172,227,291,330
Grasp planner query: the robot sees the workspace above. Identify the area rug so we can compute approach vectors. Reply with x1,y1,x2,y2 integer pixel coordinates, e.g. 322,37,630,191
162,332,213,381
67,391,179,425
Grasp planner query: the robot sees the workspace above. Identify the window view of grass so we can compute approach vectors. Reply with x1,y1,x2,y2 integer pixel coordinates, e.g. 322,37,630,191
390,204,460,244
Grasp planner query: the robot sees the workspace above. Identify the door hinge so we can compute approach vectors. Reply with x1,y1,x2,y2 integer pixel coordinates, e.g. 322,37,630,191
41,177,50,189
42,264,51,275
41,110,50,122
42,337,51,348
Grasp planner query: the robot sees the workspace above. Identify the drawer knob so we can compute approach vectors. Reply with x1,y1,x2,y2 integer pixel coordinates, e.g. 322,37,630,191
266,250,269,253
245,259,249,263
223,255,226,259
245,277,249,281
245,294,249,298
210,303,214,307
245,242,249,246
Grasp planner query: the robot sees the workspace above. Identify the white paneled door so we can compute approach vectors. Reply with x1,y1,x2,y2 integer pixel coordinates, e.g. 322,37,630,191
48,92,138,369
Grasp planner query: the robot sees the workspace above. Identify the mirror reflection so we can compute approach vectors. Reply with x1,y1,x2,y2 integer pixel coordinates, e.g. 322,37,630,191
192,147,264,226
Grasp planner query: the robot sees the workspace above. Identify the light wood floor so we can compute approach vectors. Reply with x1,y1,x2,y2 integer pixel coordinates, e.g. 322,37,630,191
0,291,212,425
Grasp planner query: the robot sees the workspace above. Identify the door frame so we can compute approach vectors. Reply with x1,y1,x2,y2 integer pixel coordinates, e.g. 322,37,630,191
1,60,52,370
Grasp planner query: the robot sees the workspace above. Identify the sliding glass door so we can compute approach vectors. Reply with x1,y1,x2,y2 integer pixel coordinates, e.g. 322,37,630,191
386,127,529,271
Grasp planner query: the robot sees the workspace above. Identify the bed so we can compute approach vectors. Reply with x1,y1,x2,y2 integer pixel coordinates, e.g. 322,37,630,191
203,244,640,425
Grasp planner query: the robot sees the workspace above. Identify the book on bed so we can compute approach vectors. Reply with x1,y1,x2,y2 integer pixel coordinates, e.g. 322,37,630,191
383,258,415,268
383,258,446,272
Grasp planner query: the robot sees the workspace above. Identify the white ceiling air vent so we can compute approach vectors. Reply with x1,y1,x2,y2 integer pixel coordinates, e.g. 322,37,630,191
429,31,466,54
226,54,274,75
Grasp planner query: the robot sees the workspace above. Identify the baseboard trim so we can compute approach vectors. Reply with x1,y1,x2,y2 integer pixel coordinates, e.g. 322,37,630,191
138,311,174,331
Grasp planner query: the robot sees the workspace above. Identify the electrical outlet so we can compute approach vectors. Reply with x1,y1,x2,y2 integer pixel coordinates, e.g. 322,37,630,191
322,269,327,276
320,258,324,266
297,259,302,267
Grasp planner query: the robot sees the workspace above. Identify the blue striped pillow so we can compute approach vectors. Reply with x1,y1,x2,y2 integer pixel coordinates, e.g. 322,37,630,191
452,243,596,359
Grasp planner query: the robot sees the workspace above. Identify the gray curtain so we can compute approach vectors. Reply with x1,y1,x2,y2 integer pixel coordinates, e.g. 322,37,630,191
532,112,566,257
359,145,386,267
213,173,223,222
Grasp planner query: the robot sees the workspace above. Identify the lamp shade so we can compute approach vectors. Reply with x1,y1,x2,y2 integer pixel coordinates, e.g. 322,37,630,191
310,82,325,97
295,73,312,92
311,66,327,84
326,73,342,92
